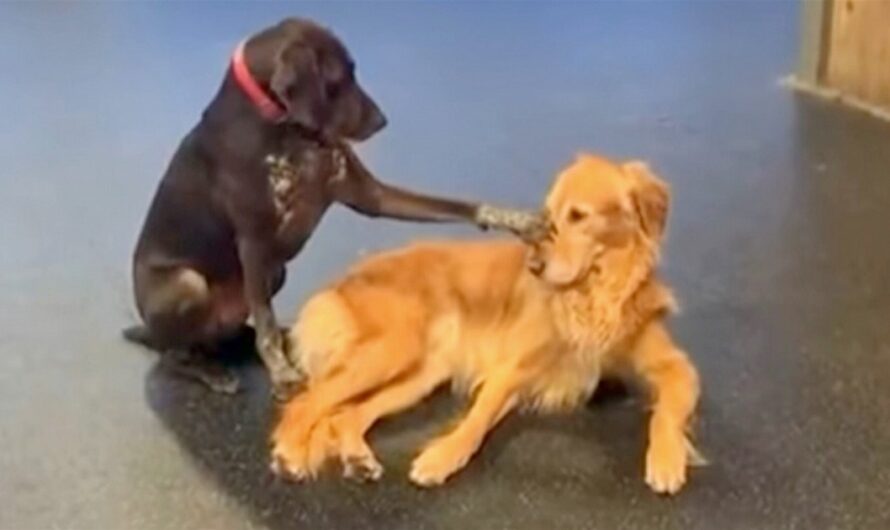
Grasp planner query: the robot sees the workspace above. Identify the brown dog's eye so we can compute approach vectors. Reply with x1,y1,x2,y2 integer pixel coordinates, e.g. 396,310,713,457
567,208,588,223
325,82,341,100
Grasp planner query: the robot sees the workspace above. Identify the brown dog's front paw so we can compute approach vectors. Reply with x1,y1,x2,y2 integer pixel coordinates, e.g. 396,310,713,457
161,349,241,395
258,332,304,399
476,205,550,243
516,210,552,243
270,368,303,401
266,348,302,400
409,437,471,487
645,432,689,495
201,370,241,395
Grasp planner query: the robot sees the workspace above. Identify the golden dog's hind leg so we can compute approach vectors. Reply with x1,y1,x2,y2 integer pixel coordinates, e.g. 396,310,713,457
327,361,450,481
629,320,701,495
409,369,523,487
271,332,423,480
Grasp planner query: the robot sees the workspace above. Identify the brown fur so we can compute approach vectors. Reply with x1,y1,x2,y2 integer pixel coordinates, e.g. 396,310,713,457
271,153,701,494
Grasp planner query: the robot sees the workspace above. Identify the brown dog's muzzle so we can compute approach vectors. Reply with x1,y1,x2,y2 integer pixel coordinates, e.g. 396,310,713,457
343,87,387,141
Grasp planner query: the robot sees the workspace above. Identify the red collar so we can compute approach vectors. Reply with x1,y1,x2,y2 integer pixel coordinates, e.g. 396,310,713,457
231,40,287,123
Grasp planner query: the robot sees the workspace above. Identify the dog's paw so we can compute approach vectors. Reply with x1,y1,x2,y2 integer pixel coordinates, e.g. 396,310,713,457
324,412,384,482
645,432,689,495
271,375,302,402
516,210,552,243
270,435,315,482
409,437,470,487
161,350,241,394
343,452,384,482
200,370,241,395
268,361,303,401
475,205,550,243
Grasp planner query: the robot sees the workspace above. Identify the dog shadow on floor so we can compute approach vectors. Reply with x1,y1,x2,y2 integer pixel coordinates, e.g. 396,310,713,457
144,334,645,530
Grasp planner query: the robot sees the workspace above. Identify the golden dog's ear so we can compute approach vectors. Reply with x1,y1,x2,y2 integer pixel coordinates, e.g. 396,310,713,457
624,161,670,241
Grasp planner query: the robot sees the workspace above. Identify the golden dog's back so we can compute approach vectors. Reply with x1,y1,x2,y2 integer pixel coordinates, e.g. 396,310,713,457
292,239,532,380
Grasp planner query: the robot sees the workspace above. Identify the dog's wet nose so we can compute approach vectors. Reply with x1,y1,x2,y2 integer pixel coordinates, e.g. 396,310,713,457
349,106,387,142
366,109,387,135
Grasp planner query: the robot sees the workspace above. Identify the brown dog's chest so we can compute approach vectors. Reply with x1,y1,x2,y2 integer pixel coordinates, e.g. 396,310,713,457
264,146,340,259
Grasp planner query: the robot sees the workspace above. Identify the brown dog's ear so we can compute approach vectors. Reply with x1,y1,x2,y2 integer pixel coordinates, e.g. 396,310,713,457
624,161,670,241
270,41,327,130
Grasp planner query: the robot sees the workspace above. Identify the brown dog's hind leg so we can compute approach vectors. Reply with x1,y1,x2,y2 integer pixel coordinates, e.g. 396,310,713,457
131,266,243,394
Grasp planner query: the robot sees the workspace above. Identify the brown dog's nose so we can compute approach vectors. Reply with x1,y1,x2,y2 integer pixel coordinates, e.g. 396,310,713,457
349,105,387,142
366,107,387,135
351,89,388,141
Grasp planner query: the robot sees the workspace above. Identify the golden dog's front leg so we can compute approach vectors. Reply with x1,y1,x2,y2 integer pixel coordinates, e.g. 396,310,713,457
629,321,701,495
409,371,521,487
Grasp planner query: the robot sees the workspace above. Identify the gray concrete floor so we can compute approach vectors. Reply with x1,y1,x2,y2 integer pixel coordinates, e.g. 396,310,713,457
2,2,890,529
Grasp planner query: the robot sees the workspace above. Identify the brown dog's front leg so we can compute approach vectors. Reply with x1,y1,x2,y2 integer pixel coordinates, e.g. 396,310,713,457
237,237,301,398
330,145,548,241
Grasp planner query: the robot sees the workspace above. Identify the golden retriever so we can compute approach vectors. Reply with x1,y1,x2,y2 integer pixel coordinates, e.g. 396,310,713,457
271,154,701,494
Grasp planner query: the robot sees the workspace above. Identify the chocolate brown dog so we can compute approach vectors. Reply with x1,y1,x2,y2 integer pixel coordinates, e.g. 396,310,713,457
125,18,542,397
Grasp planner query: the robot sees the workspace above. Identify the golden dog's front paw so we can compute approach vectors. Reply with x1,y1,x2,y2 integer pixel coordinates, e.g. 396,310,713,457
645,432,689,495
409,438,471,487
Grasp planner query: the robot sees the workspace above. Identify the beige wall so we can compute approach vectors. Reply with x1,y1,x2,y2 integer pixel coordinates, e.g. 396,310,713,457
824,0,890,110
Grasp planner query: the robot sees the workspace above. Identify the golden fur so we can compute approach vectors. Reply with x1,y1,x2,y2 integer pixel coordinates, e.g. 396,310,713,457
271,154,701,494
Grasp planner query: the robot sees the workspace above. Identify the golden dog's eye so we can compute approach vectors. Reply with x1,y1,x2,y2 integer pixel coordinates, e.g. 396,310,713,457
567,208,588,223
